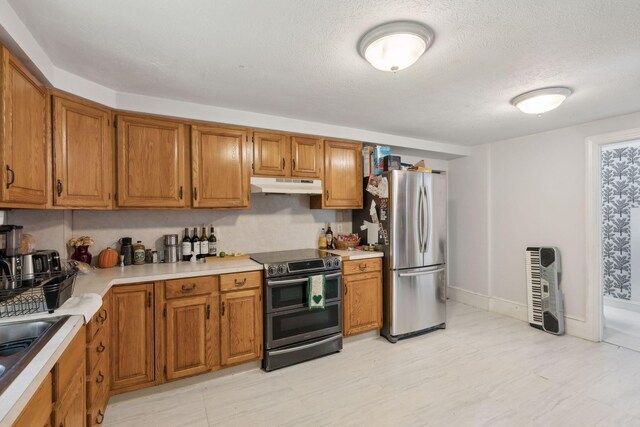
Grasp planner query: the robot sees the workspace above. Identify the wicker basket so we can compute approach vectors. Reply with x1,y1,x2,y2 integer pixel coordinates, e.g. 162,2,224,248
335,237,361,250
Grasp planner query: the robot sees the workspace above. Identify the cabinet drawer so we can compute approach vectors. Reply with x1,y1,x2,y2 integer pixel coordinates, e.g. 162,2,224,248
87,355,109,409
87,325,108,375
220,271,261,292
165,276,219,299
87,304,109,342
343,258,382,275
87,394,109,427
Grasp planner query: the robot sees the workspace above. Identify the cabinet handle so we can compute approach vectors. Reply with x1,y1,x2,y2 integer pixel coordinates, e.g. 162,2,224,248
181,284,196,292
96,410,105,425
359,263,367,271
325,190,329,201
5,165,15,189
96,342,105,353
148,291,152,308
96,371,105,384
206,304,211,319
56,179,63,197
234,278,247,286
101,308,108,322
292,159,296,170
193,187,198,200
178,186,184,199
345,283,348,295
281,158,285,169
221,301,225,316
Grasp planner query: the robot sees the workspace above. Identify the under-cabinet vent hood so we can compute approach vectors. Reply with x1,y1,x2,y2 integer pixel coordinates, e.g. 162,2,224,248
250,177,322,195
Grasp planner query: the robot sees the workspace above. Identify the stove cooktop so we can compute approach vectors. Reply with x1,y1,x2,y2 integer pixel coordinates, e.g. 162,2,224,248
250,249,341,278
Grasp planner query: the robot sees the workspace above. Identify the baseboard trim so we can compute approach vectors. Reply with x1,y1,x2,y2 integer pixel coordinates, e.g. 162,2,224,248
447,286,594,341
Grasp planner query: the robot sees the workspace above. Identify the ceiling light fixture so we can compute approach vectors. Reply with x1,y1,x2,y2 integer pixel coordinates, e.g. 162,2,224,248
511,87,572,114
358,21,434,72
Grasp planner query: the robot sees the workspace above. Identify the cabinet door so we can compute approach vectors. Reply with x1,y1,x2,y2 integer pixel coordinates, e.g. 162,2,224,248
53,95,112,208
252,131,289,177
111,283,155,393
192,125,249,208
55,369,85,427
165,294,219,380
220,289,262,365
343,272,382,336
116,115,187,208
0,46,48,205
13,372,53,427
322,140,363,208
291,135,322,178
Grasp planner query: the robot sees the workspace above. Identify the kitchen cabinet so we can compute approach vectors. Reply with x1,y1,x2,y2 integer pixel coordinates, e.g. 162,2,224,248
191,124,250,209
116,114,188,208
53,93,113,208
12,372,53,427
290,135,322,178
0,45,49,206
54,325,86,427
311,139,362,209
220,271,262,365
86,292,110,425
110,283,156,393
342,258,383,336
252,131,289,177
161,276,220,380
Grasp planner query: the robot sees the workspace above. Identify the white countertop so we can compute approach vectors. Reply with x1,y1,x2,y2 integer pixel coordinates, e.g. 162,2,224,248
323,249,384,260
0,315,84,425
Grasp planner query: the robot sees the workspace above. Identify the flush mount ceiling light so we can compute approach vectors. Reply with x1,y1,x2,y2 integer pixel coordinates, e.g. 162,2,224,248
358,21,434,72
511,87,573,114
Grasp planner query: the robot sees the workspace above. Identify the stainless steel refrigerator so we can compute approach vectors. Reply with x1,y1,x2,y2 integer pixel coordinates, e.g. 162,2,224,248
354,170,447,343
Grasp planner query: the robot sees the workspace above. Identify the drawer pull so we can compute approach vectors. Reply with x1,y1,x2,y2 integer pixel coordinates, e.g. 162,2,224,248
358,263,367,271
181,284,196,292
234,278,247,286
96,371,105,384
96,342,105,353
96,409,105,424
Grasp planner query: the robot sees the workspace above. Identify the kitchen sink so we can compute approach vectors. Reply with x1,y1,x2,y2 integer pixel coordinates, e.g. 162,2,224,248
0,316,69,394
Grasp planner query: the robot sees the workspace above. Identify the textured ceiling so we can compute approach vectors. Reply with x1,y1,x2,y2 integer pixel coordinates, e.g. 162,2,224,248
8,0,640,145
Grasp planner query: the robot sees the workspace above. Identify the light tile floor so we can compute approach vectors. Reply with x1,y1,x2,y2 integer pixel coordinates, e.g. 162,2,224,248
105,301,640,426
604,304,640,352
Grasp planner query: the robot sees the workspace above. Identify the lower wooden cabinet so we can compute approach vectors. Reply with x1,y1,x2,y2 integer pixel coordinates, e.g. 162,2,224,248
220,288,262,365
54,325,86,427
110,283,155,393
12,372,53,427
342,259,383,337
86,292,110,425
55,368,86,427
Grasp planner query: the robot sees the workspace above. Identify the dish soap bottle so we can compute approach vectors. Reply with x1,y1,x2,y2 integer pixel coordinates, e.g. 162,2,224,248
318,227,327,249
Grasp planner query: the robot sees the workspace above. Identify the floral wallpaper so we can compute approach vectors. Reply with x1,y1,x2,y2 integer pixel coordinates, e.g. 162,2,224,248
602,144,640,300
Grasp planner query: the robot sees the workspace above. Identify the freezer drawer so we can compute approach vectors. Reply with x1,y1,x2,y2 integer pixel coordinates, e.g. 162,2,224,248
389,265,446,337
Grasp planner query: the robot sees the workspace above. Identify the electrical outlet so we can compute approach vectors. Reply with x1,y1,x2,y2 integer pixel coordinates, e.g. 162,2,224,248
337,223,343,233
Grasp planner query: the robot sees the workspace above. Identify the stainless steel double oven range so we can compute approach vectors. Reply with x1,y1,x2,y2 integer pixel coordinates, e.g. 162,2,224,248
250,249,343,371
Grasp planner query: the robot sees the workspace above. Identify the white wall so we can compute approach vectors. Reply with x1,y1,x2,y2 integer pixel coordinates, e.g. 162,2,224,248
8,195,350,261
448,110,640,339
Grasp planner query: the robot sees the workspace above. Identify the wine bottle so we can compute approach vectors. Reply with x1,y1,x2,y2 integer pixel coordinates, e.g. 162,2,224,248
182,227,192,261
200,226,208,257
325,224,334,249
208,226,217,256
191,227,201,258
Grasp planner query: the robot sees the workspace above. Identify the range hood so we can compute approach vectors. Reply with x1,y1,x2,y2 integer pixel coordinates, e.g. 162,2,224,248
250,177,322,195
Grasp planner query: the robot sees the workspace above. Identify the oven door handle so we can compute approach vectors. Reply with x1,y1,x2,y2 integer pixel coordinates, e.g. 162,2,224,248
268,334,342,355
266,272,342,286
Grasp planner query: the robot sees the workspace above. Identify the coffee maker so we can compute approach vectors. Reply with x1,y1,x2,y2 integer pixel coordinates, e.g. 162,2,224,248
0,225,23,289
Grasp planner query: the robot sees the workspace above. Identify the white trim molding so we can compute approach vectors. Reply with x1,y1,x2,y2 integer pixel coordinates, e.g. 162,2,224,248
586,127,640,342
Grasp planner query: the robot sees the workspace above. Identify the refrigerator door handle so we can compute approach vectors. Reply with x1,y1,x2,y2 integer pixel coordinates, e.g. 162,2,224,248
417,185,424,253
398,267,446,277
423,184,431,254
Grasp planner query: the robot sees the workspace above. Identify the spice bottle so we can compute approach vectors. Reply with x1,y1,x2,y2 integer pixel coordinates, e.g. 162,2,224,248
133,241,146,265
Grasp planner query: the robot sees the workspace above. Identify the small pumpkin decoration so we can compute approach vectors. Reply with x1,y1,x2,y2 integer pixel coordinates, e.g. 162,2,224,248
98,247,119,269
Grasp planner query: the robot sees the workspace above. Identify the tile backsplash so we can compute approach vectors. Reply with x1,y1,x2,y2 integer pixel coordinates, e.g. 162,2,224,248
8,194,351,262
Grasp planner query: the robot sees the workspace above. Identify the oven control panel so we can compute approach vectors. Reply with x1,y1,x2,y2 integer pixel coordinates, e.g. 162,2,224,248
263,256,341,278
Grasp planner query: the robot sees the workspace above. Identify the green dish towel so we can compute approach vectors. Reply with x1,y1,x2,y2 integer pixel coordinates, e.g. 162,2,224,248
308,274,325,310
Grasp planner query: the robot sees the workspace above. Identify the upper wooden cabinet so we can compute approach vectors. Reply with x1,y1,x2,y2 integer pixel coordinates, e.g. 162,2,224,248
290,135,322,178
252,131,288,177
0,46,48,206
311,139,363,209
53,94,113,208
116,114,187,208
252,132,323,179
191,125,250,209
